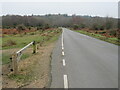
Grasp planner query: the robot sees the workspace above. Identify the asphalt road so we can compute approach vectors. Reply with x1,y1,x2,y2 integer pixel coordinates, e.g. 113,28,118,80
51,28,118,88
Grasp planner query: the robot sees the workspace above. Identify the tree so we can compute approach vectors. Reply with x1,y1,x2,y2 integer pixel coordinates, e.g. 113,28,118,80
2,14,117,31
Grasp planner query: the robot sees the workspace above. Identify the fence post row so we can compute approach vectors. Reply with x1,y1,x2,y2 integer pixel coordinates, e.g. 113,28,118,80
11,41,36,74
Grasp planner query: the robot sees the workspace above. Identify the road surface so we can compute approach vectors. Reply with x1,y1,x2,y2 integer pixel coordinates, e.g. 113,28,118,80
51,28,118,88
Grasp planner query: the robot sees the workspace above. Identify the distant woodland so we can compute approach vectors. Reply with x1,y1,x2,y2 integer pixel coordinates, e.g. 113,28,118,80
1,14,118,30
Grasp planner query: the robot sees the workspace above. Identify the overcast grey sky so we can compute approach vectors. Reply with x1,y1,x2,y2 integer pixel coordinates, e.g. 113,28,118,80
1,2,118,18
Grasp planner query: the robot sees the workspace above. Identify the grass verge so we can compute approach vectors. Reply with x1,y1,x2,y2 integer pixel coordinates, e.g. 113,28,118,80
2,28,61,88
8,73,32,84
2,52,30,65
2,28,61,65
2,53,11,64
2,28,61,49
76,30,119,45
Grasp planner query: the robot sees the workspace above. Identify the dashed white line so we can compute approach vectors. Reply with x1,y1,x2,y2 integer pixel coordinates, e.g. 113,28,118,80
62,51,65,56
64,75,68,89
62,39,63,43
62,42,64,47
62,29,68,89
63,59,66,66
62,30,64,47
62,32,64,50
62,46,64,50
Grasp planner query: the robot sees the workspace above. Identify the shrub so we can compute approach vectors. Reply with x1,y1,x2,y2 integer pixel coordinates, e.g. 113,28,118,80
37,26,43,30
109,30,117,36
73,24,79,30
99,25,105,30
80,24,86,29
30,32,35,35
99,31,106,34
37,27,40,30
16,24,26,32
91,24,99,30
13,32,17,35
44,24,50,29
28,27,31,30
24,32,27,35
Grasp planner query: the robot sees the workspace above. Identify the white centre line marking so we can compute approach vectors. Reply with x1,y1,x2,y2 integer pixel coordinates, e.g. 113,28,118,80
63,59,66,66
62,29,64,47
62,36,63,46
62,42,63,47
64,75,68,89
62,51,65,56
62,46,64,50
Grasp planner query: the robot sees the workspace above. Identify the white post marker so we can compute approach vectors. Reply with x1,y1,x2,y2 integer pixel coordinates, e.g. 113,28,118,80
63,59,66,66
64,75,68,89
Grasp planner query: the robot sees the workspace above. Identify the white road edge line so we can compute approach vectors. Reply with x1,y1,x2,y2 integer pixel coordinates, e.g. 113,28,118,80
62,51,65,56
64,75,68,89
63,59,66,66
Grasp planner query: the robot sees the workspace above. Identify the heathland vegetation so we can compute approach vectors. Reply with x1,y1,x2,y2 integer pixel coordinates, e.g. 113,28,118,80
2,14,119,45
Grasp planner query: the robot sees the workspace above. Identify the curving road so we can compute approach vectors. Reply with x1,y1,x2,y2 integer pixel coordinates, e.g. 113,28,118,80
51,28,118,88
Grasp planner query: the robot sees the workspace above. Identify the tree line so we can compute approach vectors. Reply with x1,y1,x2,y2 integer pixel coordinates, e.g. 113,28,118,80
2,14,118,30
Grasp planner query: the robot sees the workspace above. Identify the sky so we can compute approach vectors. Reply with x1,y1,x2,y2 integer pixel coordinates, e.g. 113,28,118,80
0,0,119,18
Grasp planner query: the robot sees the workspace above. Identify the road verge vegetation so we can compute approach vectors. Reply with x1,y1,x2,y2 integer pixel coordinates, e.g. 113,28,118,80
2,28,61,88
72,29,119,46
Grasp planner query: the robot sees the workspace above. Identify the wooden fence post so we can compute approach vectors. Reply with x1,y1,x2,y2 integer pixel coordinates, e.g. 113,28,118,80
10,41,35,74
12,53,18,74
33,41,36,54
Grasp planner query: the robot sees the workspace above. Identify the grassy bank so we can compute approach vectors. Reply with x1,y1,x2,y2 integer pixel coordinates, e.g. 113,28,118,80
2,28,61,49
2,52,30,65
2,28,61,88
76,30,119,46
2,28,61,65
